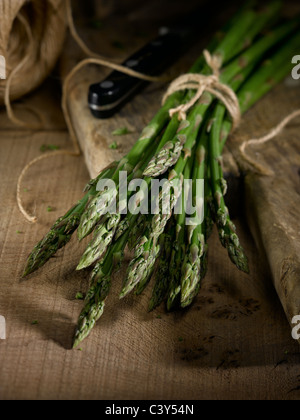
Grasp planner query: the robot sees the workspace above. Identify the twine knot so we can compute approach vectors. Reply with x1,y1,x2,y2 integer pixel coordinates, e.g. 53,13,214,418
162,50,241,131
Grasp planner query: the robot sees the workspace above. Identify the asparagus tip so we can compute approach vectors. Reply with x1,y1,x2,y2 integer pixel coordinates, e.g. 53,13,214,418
166,299,175,312
239,259,250,275
76,260,88,271
119,291,126,300
73,335,81,349
148,302,155,312
22,264,35,278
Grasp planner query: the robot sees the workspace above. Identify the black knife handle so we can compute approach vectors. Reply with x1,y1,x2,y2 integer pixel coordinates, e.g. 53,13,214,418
88,30,185,119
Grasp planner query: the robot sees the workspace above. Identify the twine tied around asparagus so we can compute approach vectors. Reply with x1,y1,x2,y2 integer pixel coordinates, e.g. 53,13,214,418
162,50,241,131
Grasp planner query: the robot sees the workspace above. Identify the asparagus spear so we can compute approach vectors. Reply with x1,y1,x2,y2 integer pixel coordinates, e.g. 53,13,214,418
181,128,208,308
167,161,192,311
23,166,115,277
73,269,111,348
73,232,128,348
208,28,300,271
209,105,249,273
148,225,174,311
166,223,185,311
76,213,121,270
120,230,160,298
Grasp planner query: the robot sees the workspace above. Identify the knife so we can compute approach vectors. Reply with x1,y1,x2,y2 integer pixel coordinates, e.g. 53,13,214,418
88,5,212,119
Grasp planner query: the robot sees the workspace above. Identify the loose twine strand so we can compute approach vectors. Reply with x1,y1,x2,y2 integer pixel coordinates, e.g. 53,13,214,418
239,109,300,176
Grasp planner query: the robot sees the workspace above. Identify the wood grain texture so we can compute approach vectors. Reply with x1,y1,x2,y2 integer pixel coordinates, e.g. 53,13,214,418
0,0,300,401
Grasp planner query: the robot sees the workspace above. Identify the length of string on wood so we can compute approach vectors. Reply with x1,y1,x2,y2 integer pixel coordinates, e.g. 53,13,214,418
17,150,81,224
240,109,300,176
162,50,241,130
65,0,168,83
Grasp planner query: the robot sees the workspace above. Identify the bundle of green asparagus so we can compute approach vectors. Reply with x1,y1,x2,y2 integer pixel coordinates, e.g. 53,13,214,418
23,1,300,348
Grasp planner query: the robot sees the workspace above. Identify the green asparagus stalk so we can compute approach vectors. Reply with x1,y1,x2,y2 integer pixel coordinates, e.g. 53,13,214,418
167,160,192,311
76,213,121,270
208,28,300,271
23,166,115,277
148,224,175,311
73,232,128,348
119,235,159,298
209,105,249,273
181,128,208,308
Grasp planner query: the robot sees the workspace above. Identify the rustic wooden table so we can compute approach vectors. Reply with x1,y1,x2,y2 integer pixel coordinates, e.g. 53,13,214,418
0,0,300,401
